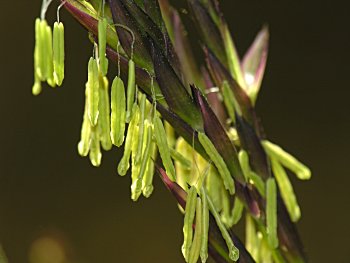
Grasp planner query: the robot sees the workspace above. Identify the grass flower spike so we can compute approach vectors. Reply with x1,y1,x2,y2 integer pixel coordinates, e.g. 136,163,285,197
31,0,312,262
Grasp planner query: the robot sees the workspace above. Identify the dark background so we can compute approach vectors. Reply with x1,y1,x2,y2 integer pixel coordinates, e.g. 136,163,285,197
0,0,349,262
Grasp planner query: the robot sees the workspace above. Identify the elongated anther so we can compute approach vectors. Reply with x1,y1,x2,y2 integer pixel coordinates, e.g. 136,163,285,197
262,140,311,180
182,186,197,262
87,57,100,126
154,115,176,181
53,22,65,86
198,132,235,195
98,75,112,151
188,198,202,263
110,76,126,147
117,104,139,176
200,187,209,263
78,93,92,157
266,177,278,249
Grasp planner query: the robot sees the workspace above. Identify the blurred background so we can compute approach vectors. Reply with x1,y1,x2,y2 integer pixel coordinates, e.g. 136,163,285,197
0,0,349,262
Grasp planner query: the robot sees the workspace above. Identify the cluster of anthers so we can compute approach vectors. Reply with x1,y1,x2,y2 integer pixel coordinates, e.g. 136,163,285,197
32,0,312,262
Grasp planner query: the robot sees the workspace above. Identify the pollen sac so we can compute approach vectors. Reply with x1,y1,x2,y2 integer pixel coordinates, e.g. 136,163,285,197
200,187,209,263
110,76,126,147
53,22,65,86
135,92,146,165
77,91,92,157
89,126,102,167
118,104,139,176
33,18,55,93
182,186,197,262
87,57,100,126
266,177,278,249
98,75,112,151
131,120,153,201
42,20,55,87
198,132,235,195
154,115,176,181
142,138,156,198
188,197,202,263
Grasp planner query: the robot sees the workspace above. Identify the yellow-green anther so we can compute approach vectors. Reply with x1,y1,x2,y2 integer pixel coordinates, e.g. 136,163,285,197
262,140,311,180
110,76,126,147
266,177,278,249
78,95,92,157
38,19,48,81
231,198,244,225
238,150,250,181
200,188,209,263
170,148,192,171
245,214,260,261
154,115,176,181
222,81,237,124
87,57,99,126
126,59,136,123
32,79,42,96
205,190,239,261
259,239,273,263
89,127,102,167
249,171,265,197
34,18,43,80
271,157,301,222
188,197,202,263
142,139,156,198
98,18,108,76
118,104,139,176
182,186,197,262
98,75,112,151
43,22,55,87
53,21,65,86
238,150,266,196
198,132,235,195
135,93,146,164
132,121,153,201
32,40,42,96
131,105,141,185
